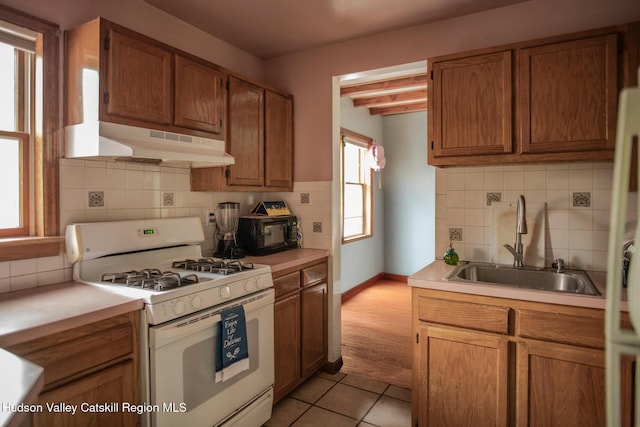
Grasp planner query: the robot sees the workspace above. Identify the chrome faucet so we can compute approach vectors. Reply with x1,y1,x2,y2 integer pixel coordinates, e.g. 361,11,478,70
503,195,528,268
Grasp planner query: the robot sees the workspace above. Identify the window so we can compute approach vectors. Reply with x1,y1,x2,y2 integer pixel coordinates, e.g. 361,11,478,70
341,128,372,242
0,5,61,260
0,31,34,237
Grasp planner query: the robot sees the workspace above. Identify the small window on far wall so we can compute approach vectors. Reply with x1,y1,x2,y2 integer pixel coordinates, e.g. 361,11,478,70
0,30,35,237
341,128,372,243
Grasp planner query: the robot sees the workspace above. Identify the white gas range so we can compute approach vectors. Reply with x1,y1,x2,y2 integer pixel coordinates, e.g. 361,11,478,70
66,217,275,427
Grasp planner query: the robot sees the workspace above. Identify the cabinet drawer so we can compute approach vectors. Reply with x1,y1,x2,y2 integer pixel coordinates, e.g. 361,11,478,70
518,309,604,348
418,297,511,335
9,316,135,388
274,271,301,298
302,262,328,287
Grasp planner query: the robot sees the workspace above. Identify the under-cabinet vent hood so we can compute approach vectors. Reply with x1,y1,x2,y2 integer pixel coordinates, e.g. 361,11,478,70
65,121,234,168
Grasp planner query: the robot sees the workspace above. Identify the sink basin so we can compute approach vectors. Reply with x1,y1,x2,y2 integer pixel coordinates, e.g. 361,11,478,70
445,262,599,296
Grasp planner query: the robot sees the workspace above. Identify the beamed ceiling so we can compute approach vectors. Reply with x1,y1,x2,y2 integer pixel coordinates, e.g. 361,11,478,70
341,72,428,116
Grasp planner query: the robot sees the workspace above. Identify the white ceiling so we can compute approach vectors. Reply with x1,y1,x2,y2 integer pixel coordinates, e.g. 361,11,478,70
143,0,529,59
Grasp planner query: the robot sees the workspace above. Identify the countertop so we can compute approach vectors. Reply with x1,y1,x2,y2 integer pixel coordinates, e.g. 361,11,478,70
246,248,330,274
0,281,143,348
409,260,625,311
0,349,44,427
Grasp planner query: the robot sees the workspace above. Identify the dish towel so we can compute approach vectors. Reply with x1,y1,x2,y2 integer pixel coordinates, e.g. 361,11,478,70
215,305,249,383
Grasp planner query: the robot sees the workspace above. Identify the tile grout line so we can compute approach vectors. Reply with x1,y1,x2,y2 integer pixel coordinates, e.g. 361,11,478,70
287,378,390,426
356,384,390,426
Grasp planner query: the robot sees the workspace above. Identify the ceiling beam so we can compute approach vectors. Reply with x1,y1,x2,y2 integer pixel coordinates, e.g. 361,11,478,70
340,73,428,97
353,89,427,108
369,101,428,116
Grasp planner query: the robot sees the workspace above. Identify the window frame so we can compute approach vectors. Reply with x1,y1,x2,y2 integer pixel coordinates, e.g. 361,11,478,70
0,5,62,261
0,130,30,237
341,127,373,244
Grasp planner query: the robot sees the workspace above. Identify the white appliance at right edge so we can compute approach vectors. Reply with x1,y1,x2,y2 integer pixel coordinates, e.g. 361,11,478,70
606,67,640,426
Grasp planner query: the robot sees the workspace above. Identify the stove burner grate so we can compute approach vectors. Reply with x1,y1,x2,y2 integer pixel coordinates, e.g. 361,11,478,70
101,270,199,291
172,258,254,275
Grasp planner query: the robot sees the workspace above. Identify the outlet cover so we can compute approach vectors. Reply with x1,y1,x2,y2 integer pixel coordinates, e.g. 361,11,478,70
301,193,310,204
313,222,322,233
206,208,216,225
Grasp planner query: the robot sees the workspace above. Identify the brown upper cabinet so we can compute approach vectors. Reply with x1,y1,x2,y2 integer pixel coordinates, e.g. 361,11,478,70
65,17,293,189
432,50,513,158
191,79,294,192
265,90,294,188
428,23,640,167
227,76,266,187
105,27,172,125
66,18,225,139
174,54,225,136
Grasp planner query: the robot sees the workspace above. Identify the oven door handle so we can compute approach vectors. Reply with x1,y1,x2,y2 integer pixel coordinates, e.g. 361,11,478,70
150,289,274,350
151,311,222,349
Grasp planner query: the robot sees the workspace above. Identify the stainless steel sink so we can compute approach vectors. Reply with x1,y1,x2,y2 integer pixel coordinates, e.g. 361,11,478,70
445,262,599,296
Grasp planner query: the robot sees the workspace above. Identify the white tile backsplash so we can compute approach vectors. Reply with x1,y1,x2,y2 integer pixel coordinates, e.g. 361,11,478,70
436,161,635,271
0,159,334,294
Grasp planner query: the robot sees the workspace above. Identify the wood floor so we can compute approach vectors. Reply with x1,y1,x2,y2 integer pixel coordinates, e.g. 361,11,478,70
340,279,412,389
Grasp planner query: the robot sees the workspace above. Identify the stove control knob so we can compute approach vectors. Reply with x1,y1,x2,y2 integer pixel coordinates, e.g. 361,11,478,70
257,275,271,289
174,300,185,315
220,286,230,299
244,278,257,292
191,295,202,309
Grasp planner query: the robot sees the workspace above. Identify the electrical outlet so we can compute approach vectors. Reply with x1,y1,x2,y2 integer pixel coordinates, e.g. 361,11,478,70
301,193,310,204
206,208,216,225
313,222,322,233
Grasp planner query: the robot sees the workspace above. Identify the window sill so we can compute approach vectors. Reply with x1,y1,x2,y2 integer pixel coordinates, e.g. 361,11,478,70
0,236,65,261
342,234,373,244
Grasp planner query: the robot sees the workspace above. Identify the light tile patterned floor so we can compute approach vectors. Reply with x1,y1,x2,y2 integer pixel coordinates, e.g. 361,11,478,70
265,371,412,427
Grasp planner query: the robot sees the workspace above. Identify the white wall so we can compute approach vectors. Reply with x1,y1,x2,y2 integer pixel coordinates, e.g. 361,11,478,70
382,112,436,276
339,98,385,293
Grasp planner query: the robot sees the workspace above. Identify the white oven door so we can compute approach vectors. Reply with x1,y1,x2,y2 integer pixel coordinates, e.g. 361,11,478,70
149,288,274,427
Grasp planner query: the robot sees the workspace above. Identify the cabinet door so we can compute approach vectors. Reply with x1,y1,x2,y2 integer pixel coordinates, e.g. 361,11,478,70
416,325,510,427
265,90,293,188
518,34,618,154
301,282,328,378
105,27,172,125
227,76,265,186
174,55,225,135
517,340,605,427
33,361,136,427
273,293,301,403
432,50,513,157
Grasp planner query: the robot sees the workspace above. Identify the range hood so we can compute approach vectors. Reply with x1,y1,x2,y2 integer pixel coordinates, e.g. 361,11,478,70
65,121,234,168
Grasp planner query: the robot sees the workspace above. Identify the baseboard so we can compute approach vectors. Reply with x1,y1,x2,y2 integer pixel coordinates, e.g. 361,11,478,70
341,272,410,303
384,273,408,283
323,357,343,375
341,273,384,303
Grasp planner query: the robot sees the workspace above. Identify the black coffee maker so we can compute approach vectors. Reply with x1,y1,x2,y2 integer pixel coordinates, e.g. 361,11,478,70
213,202,245,259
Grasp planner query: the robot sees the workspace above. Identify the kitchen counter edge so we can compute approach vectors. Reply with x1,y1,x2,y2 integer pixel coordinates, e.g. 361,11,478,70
409,260,624,311
0,281,143,347
246,248,330,274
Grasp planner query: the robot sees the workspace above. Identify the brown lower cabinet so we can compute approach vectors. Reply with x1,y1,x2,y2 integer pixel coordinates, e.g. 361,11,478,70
273,259,328,404
8,311,139,427
412,288,634,427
